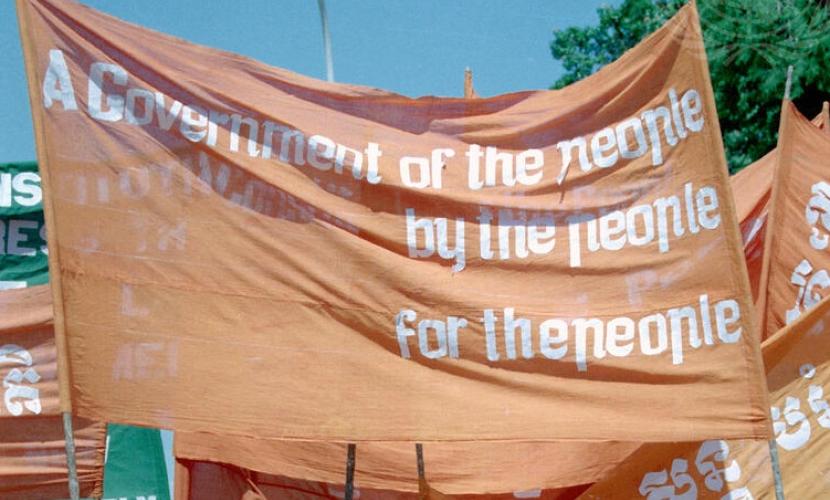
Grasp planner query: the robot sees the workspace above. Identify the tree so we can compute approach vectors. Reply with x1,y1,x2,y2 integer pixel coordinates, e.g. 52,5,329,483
550,0,830,172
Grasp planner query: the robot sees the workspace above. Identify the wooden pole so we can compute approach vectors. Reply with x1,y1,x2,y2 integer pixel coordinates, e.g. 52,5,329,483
765,65,794,500
62,413,80,500
174,459,192,500
821,101,829,132
464,68,477,99
416,443,425,479
344,444,356,500
15,2,80,498
317,0,335,82
769,439,785,500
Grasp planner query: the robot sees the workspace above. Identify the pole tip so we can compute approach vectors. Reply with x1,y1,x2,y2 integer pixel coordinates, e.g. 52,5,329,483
784,65,794,101
464,68,476,99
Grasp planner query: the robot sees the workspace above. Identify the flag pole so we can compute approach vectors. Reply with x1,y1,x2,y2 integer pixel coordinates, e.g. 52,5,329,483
765,65,794,500
317,0,335,83
415,443,427,498
464,68,475,98
769,439,785,500
416,443,425,479
15,1,80,498
344,443,356,500
62,413,80,499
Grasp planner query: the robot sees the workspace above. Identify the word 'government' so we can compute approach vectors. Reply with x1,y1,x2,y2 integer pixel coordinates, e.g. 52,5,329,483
41,50,383,184
42,49,704,190
395,294,742,371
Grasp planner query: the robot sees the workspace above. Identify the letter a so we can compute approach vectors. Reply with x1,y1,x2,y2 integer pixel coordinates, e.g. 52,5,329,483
42,49,77,110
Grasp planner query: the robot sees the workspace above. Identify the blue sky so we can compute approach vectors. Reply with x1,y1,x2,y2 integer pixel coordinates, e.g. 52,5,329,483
1,0,620,162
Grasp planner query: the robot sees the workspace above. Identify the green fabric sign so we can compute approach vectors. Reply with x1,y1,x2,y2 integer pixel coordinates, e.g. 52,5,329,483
103,424,170,500
0,161,48,288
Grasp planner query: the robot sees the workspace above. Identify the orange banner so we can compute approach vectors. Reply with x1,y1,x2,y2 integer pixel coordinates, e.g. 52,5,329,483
175,459,589,500
730,109,827,306
730,151,775,304
0,285,105,498
17,0,768,442
758,102,830,339
174,433,635,495
579,292,830,499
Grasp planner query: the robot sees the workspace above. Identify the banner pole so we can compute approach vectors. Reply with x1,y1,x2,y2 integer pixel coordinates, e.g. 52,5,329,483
769,439,785,500
416,443,425,479
344,443,356,500
62,413,81,500
15,1,80,499
317,0,335,82
765,64,794,500
464,68,474,98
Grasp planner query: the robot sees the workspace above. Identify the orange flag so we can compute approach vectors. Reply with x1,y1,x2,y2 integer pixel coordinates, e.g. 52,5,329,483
730,108,827,306
579,292,830,499
0,285,105,498
174,433,635,495
174,459,590,499
730,151,776,304
17,0,768,442
757,102,830,339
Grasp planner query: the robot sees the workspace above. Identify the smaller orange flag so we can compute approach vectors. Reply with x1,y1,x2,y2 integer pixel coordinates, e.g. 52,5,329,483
757,101,830,339
579,291,830,499
730,150,776,304
729,106,828,307
0,285,106,498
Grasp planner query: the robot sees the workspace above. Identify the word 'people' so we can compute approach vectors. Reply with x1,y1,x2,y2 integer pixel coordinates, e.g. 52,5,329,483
395,293,742,372
556,87,705,183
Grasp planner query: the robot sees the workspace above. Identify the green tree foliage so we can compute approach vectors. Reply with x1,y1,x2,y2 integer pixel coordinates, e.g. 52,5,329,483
550,0,830,172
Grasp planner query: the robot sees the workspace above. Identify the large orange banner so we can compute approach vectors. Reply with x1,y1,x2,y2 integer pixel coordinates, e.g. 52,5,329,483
0,285,105,498
579,292,830,499
17,0,769,441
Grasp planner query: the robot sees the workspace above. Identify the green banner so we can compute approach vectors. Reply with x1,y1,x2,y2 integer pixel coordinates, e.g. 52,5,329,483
0,161,48,288
103,424,170,500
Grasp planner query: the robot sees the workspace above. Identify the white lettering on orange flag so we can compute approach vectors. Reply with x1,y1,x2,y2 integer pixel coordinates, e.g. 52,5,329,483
17,0,768,442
